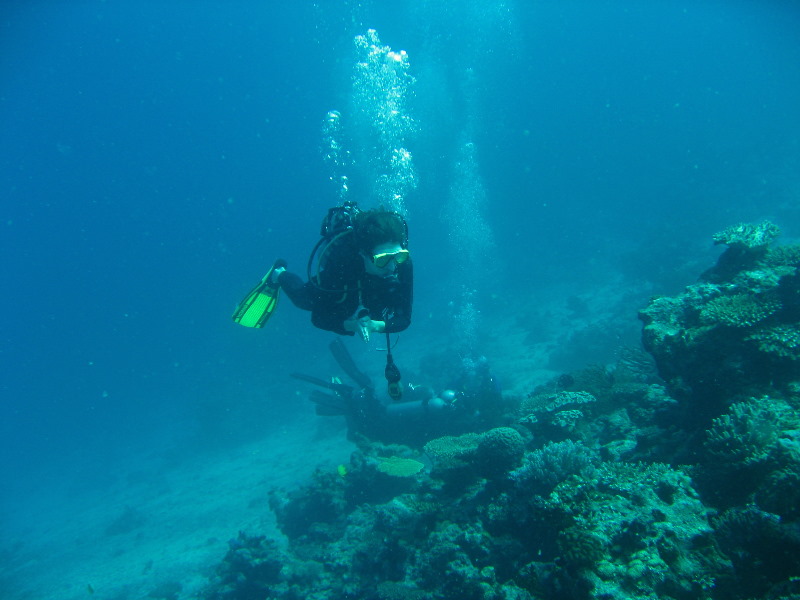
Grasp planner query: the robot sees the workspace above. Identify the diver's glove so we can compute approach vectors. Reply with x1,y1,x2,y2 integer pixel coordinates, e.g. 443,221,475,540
356,306,370,342
344,307,384,342
357,318,370,342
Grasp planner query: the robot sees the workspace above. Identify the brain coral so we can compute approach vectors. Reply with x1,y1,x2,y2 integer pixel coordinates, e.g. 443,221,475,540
477,427,525,472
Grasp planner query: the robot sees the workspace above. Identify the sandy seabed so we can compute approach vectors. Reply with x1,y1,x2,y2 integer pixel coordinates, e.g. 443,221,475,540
1,415,355,600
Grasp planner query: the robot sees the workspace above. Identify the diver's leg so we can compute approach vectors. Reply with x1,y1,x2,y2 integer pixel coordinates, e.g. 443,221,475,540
278,271,316,311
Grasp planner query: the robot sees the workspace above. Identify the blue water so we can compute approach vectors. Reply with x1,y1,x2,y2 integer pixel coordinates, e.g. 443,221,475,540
1,0,799,594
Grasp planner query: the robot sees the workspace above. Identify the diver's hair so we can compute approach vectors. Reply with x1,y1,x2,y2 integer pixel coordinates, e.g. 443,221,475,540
354,209,406,254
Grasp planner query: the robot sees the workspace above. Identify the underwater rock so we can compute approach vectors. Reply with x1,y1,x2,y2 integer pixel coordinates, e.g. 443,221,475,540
703,221,781,283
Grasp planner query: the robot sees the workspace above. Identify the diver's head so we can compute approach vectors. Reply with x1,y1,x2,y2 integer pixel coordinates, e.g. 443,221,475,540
355,209,409,277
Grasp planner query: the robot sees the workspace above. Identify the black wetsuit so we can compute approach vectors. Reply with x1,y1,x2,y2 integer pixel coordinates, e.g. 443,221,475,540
278,240,413,336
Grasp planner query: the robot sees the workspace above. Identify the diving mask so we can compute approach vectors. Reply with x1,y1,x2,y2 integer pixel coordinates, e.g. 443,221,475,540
371,249,410,269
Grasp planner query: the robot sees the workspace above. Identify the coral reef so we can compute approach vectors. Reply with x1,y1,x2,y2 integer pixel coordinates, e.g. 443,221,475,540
200,222,800,600
640,221,800,411
204,532,286,600
546,462,727,599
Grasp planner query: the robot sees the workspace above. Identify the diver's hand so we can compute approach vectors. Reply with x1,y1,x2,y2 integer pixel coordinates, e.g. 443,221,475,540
343,318,385,342
343,316,369,341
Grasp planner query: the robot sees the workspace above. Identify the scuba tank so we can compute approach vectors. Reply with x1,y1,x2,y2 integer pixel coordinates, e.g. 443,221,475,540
306,200,361,290
307,200,410,287
320,200,360,239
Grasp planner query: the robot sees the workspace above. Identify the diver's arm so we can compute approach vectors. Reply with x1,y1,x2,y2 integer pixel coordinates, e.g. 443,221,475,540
312,295,352,335
312,251,361,335
313,303,353,334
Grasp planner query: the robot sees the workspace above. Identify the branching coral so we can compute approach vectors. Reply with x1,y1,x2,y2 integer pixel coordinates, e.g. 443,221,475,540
763,244,800,268
704,397,798,467
712,505,800,598
747,324,800,359
700,293,781,327
510,440,599,494
754,466,800,521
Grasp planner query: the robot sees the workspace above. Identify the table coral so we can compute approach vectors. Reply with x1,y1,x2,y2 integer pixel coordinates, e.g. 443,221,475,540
712,221,781,248
376,455,425,477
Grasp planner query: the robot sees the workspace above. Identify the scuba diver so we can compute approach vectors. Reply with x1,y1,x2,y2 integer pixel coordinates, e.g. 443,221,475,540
292,338,465,447
232,201,412,339
291,339,505,446
232,201,412,399
278,204,412,339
